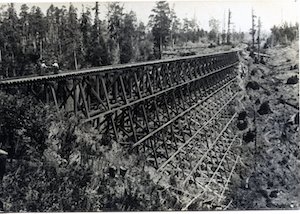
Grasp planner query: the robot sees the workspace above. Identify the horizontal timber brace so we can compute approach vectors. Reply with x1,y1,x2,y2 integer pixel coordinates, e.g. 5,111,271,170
0,50,241,170
1,50,243,208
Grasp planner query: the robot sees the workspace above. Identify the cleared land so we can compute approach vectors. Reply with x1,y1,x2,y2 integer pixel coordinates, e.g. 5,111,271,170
228,42,299,209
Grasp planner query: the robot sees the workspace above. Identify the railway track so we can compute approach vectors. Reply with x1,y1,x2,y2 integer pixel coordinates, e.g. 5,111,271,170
0,50,240,146
0,50,238,87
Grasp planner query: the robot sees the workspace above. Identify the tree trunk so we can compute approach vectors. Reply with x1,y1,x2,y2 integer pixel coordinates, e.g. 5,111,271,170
74,44,78,70
159,35,162,59
12,53,16,77
22,37,26,54
59,41,62,57
170,32,174,49
117,42,120,63
40,39,43,59
33,39,37,52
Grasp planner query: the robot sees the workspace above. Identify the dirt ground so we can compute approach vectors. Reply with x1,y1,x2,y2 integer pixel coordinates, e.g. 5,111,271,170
228,42,299,209
162,42,236,59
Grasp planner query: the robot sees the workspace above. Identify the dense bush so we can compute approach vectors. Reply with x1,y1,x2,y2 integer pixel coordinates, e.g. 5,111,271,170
136,40,155,62
0,92,52,159
0,92,178,211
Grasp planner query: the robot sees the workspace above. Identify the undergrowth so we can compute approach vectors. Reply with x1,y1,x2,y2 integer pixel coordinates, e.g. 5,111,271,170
0,92,176,211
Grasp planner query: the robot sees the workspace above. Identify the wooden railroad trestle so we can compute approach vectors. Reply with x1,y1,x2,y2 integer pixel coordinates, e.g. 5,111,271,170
1,50,242,209
0,51,240,169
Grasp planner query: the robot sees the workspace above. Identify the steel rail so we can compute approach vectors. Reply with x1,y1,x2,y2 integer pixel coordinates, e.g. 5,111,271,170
0,50,239,87
131,78,237,149
158,92,238,171
83,62,238,123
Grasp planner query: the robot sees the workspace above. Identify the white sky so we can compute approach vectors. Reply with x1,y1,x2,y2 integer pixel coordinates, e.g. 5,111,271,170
1,0,299,32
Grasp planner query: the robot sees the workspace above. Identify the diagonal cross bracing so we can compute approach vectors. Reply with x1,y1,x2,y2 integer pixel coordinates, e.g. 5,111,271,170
0,51,242,206
0,50,240,148
0,49,243,211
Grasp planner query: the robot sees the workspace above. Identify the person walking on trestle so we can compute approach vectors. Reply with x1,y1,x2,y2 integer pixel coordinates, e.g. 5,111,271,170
52,60,60,74
39,60,48,76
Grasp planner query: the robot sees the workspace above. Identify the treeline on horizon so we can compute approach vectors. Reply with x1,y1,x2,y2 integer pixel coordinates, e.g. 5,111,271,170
0,1,244,78
268,22,299,47
0,1,297,78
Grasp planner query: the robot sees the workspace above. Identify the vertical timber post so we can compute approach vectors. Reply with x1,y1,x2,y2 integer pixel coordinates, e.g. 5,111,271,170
64,79,76,113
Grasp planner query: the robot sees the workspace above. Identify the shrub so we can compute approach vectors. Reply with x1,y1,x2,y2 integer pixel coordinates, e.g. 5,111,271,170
136,40,155,61
1,92,176,211
0,92,52,159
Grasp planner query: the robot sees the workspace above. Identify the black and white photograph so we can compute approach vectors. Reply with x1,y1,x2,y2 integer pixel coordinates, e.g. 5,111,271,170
0,0,299,211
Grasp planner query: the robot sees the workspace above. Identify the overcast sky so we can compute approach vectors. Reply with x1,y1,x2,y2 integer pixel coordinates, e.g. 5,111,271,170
1,0,299,32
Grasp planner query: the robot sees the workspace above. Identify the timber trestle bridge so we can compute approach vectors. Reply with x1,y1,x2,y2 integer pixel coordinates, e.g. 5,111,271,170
0,50,243,209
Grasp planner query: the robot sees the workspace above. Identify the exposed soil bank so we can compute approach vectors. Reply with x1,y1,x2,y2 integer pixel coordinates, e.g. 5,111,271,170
227,42,299,209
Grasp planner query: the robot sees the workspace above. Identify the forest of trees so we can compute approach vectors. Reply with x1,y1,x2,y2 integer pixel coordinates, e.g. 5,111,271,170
0,1,244,78
267,22,299,46
0,1,296,79
0,2,208,78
